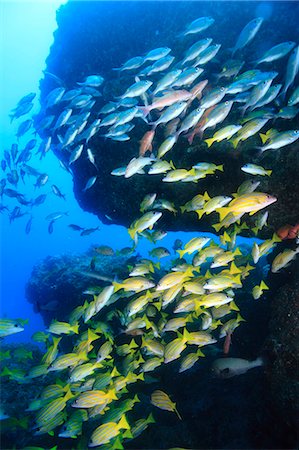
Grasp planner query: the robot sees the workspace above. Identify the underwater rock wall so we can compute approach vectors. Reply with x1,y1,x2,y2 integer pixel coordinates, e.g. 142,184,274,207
26,250,136,327
264,256,299,434
41,1,299,237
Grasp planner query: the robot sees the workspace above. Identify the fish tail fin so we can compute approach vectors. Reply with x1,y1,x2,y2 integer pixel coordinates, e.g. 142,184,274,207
272,233,282,243
111,437,124,450
112,281,123,293
118,414,130,430
217,207,230,222
180,206,186,213
128,227,136,241
266,169,272,176
259,132,269,144
237,313,246,323
204,192,211,201
177,249,185,259
217,164,224,172
72,324,79,334
260,281,269,290
170,160,176,170
233,247,242,256
212,222,223,233
230,261,242,274
204,138,214,148
230,300,240,312
196,209,205,220
230,137,239,149
146,412,155,424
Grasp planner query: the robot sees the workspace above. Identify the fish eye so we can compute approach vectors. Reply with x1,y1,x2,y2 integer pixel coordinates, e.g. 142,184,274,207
225,101,229,105
220,87,225,91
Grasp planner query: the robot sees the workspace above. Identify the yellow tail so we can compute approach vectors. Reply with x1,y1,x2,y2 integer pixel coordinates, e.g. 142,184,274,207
204,138,215,148
196,209,205,220
259,132,269,144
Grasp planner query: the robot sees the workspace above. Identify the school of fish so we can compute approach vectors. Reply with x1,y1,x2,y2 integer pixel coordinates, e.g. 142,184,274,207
1,14,299,449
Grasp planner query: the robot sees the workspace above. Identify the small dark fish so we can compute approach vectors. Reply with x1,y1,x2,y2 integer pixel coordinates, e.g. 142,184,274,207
0,204,9,213
48,220,55,234
117,247,135,256
90,256,97,271
16,119,33,139
4,188,20,198
68,224,84,231
4,151,11,169
34,173,49,188
0,179,6,197
173,239,183,253
32,194,47,207
16,149,31,165
35,114,55,131
11,144,18,161
10,102,34,122
21,164,41,177
24,139,37,151
25,216,33,234
1,160,7,172
6,170,19,186
9,206,27,223
51,184,65,200
17,92,36,107
16,195,31,206
20,168,26,183
80,226,100,236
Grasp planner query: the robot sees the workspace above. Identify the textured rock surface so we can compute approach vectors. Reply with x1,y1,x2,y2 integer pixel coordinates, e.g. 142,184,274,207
264,253,299,435
25,249,136,327
40,1,299,237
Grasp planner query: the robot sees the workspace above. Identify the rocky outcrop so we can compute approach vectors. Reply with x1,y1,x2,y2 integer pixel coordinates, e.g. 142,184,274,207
25,249,137,327
40,1,299,237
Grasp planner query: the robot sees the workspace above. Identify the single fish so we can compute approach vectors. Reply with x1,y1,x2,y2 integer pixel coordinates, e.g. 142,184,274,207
151,390,181,419
83,176,97,192
212,357,263,378
241,163,272,177
0,319,25,337
271,247,299,273
281,45,299,97
144,47,171,62
254,41,295,65
181,16,215,36
231,17,263,56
